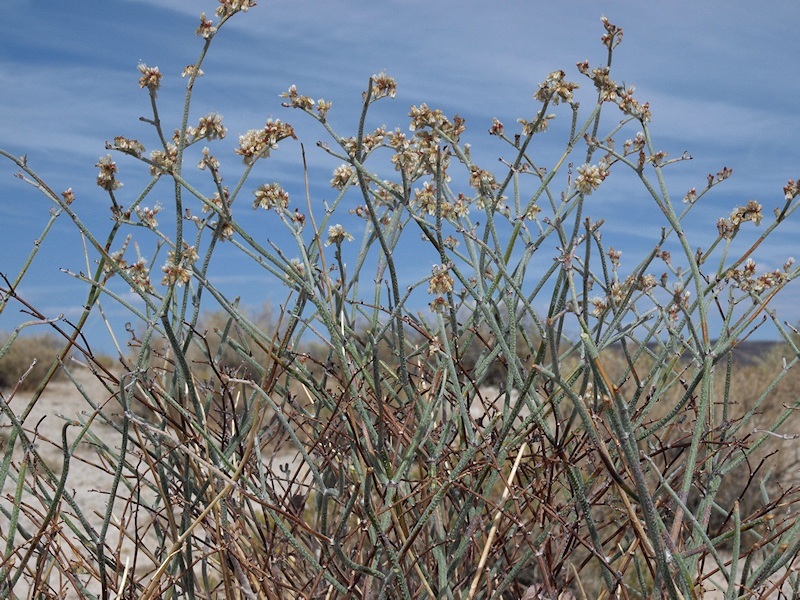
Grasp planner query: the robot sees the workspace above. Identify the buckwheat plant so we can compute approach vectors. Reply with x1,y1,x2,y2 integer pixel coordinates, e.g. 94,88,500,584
2,5,800,599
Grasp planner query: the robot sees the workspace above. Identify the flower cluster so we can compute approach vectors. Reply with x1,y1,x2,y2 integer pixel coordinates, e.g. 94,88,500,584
135,204,161,228
408,104,466,142
523,203,542,220
234,119,295,164
607,247,622,266
330,164,354,190
203,187,229,213
196,13,217,38
623,132,646,155
325,224,354,246
576,57,648,120
105,250,154,294
429,296,449,313
137,64,163,93
181,65,204,78
667,284,691,322
371,72,397,100
388,127,452,182
784,179,800,201
412,181,437,214
96,155,123,191
725,258,790,294
517,114,555,135
533,70,579,105
616,85,651,120
197,147,220,172
574,163,608,195
162,242,198,287
600,17,624,49
729,200,764,228
317,99,332,120
215,0,257,18
469,166,499,192
428,264,455,295
590,296,608,317
372,180,402,207
189,113,226,141
280,85,315,110
127,258,154,294
149,144,178,175
111,136,145,156
341,126,386,158
253,183,289,210
61,188,75,206
576,62,617,102
708,166,733,186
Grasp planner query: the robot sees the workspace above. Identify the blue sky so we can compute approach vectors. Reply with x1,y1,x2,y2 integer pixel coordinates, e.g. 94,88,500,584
1,1,800,353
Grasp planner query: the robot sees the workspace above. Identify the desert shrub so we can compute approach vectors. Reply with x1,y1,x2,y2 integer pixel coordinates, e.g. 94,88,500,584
0,331,67,391
2,5,800,599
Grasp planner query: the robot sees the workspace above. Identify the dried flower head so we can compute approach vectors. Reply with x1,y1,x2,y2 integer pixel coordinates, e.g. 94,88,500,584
234,119,295,164
489,118,504,136
413,181,437,214
590,296,608,317
330,164,354,190
371,72,397,100
203,186,230,213
111,136,145,156
194,113,226,140
708,166,733,186
281,85,315,110
181,65,204,78
784,179,800,201
429,296,449,313
96,155,123,191
443,235,459,249
517,114,555,135
637,274,658,291
149,144,178,175
729,200,763,228
61,188,75,205
469,166,498,191
137,64,163,93
161,243,198,287
534,70,579,105
717,217,734,239
617,86,651,121
408,104,465,141
523,203,542,220
317,98,332,120
623,132,646,154
127,258,154,294
216,0,257,18
325,224,354,246
253,183,289,210
196,13,217,38
197,147,220,171
428,264,455,295
574,163,607,195
136,204,161,228
600,17,624,49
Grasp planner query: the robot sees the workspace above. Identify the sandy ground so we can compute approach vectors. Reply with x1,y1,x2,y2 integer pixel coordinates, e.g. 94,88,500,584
1,366,129,598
